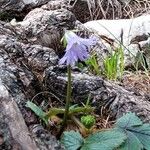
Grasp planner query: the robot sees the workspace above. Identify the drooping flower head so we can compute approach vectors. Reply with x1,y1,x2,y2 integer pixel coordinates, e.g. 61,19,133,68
59,31,97,66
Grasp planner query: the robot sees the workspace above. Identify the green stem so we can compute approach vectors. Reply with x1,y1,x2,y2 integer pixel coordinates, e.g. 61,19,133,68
71,116,86,134
71,116,93,136
62,65,72,129
69,107,94,115
46,106,94,118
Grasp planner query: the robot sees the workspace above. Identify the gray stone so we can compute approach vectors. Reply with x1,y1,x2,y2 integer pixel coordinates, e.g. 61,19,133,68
0,20,61,149
0,0,50,20
84,15,150,68
11,8,76,55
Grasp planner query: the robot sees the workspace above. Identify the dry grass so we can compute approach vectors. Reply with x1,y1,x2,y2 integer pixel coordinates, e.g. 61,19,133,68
122,71,150,95
85,0,150,20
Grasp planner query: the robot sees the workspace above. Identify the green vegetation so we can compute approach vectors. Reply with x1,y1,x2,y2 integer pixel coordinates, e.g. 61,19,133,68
26,30,150,150
81,45,125,80
81,115,95,129
85,53,101,75
103,46,124,80
26,100,94,124
61,112,150,150
26,102,150,150
26,101,48,125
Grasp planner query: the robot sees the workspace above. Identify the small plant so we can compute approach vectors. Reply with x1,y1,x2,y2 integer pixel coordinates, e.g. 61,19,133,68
61,112,150,150
26,30,97,135
103,46,124,80
134,50,149,72
58,30,97,132
26,101,48,125
85,53,101,75
81,115,95,129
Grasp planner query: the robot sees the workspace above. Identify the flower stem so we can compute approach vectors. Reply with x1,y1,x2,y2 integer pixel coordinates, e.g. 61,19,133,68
58,65,72,136
71,116,87,137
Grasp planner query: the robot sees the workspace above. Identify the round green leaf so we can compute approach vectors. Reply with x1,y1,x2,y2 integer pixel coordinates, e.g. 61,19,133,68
61,131,83,150
81,129,126,150
116,112,142,128
119,131,143,150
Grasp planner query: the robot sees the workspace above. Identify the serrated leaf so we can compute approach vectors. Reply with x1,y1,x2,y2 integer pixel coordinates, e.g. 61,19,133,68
128,124,150,150
81,129,126,150
119,131,143,150
116,112,142,128
61,131,84,150
26,101,48,124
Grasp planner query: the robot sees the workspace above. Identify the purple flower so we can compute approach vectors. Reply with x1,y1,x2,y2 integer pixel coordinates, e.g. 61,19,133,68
59,31,97,66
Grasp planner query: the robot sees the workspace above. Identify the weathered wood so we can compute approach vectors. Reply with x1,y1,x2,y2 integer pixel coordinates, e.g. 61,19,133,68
0,81,39,150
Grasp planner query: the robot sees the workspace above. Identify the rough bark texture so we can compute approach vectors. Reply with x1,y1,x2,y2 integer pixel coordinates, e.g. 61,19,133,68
0,85,38,150
0,18,62,149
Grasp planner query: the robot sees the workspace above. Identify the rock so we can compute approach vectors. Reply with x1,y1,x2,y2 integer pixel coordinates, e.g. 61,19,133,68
41,0,91,23
30,124,64,150
0,6,77,147
41,0,69,10
105,80,150,123
44,66,108,104
12,8,76,56
0,83,38,150
84,15,150,68
0,20,62,149
0,0,50,21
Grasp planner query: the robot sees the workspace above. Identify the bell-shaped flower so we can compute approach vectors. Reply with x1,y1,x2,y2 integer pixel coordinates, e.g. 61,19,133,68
59,31,97,66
